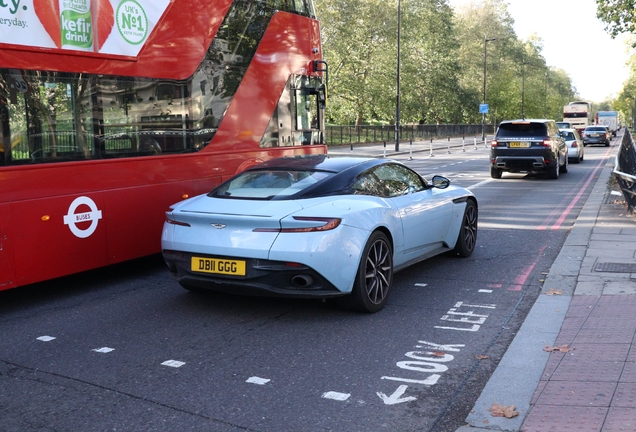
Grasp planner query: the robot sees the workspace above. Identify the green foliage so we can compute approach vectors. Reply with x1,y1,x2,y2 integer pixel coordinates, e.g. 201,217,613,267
316,0,578,125
596,0,636,40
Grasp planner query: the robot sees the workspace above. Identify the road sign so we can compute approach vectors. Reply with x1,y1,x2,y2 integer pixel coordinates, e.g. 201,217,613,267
479,104,489,114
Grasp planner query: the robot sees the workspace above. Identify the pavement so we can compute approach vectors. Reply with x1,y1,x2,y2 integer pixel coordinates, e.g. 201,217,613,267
328,134,636,432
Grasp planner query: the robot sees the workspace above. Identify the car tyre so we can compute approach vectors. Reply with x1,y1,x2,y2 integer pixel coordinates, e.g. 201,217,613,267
490,167,502,179
548,160,559,179
559,154,568,173
349,231,393,313
453,200,478,258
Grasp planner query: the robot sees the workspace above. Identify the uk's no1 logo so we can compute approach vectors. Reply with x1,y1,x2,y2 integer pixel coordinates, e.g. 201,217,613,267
63,196,103,238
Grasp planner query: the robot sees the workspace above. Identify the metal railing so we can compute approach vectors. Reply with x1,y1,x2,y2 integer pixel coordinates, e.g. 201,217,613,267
613,127,636,212
325,124,494,146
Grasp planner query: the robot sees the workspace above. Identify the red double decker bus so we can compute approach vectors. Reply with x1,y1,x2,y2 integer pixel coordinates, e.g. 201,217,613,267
0,0,327,290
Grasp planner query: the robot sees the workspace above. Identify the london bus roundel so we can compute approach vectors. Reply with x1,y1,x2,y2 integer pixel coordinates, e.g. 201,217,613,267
63,196,103,239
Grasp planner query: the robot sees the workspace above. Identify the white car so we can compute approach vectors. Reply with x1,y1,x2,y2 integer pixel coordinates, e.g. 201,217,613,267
162,155,478,313
560,128,584,163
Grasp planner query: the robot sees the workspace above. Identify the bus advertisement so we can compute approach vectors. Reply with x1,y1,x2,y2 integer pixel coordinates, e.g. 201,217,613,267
563,101,591,134
0,0,328,290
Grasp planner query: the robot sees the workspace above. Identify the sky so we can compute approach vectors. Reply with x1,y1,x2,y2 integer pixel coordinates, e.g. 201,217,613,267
449,0,632,102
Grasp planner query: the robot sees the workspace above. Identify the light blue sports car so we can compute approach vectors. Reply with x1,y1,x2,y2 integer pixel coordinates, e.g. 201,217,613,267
162,155,477,312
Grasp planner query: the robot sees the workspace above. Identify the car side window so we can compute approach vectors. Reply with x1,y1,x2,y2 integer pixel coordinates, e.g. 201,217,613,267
353,164,426,198
352,171,385,196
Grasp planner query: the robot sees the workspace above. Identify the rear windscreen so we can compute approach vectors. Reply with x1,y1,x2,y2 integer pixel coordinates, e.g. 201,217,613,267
496,123,548,138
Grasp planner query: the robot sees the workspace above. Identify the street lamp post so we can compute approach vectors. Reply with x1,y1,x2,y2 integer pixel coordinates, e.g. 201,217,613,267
482,37,497,142
544,71,548,118
395,0,401,151
522,57,526,119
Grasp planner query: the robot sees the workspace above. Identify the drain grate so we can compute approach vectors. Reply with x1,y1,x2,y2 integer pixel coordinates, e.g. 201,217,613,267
594,262,636,273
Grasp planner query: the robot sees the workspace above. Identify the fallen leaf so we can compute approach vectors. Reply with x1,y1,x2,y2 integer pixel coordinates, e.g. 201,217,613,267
489,403,519,418
544,344,574,353
544,288,562,295
475,355,489,360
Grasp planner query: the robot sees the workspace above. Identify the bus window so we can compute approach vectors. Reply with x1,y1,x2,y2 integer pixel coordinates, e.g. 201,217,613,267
295,76,322,145
260,75,324,147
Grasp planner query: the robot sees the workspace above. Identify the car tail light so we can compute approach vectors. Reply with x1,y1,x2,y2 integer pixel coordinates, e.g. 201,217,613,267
571,142,578,148
541,139,551,147
254,217,342,233
165,211,191,227
491,140,499,147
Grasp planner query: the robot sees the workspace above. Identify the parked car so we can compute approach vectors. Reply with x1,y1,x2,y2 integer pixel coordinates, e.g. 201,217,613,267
560,128,584,163
162,155,478,313
490,119,568,179
581,125,611,147
556,121,573,129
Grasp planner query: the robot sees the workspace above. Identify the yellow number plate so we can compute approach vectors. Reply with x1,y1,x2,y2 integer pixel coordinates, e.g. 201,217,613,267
509,142,530,148
191,257,246,276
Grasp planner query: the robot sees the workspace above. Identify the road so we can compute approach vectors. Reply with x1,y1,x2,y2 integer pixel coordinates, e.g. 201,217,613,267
0,139,617,431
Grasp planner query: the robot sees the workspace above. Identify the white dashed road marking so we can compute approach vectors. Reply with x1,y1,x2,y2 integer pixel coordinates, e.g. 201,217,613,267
246,377,271,385
322,391,350,401
161,360,186,368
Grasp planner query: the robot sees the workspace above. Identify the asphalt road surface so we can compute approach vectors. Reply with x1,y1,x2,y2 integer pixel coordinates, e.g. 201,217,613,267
0,139,616,431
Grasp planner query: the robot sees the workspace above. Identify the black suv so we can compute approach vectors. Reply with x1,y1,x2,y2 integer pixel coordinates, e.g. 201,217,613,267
490,119,568,179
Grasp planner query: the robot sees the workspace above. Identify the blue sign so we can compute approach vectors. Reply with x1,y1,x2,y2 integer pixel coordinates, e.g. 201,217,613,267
479,104,489,114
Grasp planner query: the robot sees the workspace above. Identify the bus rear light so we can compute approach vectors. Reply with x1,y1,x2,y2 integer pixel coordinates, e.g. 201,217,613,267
182,194,189,199
41,215,50,222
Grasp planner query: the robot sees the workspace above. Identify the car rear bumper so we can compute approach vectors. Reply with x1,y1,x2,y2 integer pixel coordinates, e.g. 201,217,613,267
582,137,609,145
162,250,344,298
491,156,556,173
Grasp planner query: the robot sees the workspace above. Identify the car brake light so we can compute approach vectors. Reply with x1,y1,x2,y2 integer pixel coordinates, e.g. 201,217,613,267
542,139,551,146
165,212,191,227
254,217,342,233
491,140,499,147
571,142,578,148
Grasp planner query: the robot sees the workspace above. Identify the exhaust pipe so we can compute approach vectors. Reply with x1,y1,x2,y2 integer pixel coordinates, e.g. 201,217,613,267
292,275,313,288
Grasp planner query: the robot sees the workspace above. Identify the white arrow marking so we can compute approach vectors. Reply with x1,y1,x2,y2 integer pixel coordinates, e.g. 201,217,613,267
376,385,417,405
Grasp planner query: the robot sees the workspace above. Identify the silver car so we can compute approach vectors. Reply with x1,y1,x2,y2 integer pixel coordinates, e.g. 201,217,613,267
560,128,584,163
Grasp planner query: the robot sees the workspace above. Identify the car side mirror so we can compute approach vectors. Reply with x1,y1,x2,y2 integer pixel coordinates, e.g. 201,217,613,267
432,175,450,189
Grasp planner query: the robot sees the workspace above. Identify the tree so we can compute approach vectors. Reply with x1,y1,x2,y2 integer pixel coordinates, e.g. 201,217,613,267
317,0,464,125
454,0,576,122
596,0,636,40
317,0,395,124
